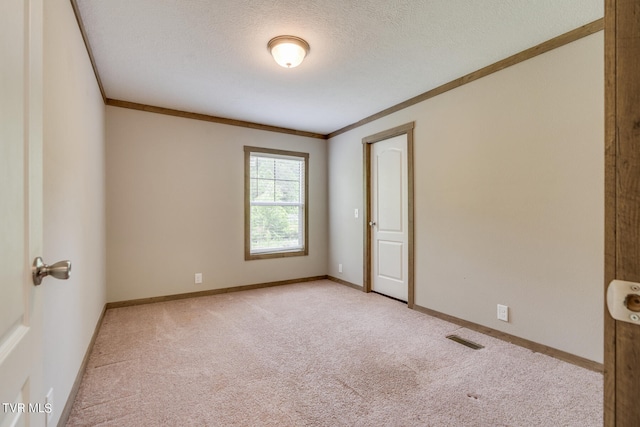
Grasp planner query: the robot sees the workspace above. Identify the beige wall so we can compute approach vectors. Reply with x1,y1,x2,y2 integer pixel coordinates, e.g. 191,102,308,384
328,32,604,363
106,107,328,302
42,0,106,425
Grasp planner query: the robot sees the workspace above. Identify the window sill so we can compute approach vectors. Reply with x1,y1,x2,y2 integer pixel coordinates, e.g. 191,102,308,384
245,249,308,261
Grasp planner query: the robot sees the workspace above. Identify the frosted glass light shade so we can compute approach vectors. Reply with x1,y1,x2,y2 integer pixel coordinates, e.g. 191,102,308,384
268,36,309,68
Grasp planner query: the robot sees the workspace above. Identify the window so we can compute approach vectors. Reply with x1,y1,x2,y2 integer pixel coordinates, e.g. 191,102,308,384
244,146,309,260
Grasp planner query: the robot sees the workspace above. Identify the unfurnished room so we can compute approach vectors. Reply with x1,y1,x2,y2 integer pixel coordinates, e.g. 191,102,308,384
2,0,640,426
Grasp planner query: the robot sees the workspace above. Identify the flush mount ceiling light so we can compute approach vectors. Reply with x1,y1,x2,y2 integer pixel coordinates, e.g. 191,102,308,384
268,36,310,68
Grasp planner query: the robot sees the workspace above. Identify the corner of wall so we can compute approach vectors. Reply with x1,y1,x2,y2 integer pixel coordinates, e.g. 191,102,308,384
42,1,107,425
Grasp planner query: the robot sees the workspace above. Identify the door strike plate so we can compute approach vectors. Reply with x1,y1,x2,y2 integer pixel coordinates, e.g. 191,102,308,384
607,280,640,324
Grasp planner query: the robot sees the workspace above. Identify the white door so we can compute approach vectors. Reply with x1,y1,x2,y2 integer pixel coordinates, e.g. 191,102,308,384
0,0,45,426
371,134,408,302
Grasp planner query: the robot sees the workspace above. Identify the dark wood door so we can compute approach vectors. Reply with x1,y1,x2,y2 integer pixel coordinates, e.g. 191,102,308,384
604,0,640,425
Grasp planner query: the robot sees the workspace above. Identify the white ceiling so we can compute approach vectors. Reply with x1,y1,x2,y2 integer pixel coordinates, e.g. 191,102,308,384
75,0,603,136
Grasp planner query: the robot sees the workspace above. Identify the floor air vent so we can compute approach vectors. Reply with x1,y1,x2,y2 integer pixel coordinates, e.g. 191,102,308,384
446,335,484,350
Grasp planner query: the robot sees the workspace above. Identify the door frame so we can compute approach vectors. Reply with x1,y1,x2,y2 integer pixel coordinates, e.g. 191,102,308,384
604,0,640,425
362,122,415,308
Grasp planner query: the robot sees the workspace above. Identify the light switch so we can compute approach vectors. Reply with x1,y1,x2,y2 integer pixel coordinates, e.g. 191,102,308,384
354,208,359,218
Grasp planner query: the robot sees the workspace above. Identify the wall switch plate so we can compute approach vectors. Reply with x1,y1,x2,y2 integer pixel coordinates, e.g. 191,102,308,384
338,264,343,273
354,209,359,218
497,304,509,322
195,273,202,284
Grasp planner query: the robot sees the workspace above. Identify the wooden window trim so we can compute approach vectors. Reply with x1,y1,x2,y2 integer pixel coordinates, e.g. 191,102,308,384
244,146,309,260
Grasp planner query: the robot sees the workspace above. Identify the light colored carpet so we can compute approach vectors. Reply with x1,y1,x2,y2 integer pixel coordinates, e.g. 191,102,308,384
66,280,602,426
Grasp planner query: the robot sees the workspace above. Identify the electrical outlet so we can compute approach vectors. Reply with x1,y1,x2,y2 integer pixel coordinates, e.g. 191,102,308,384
195,273,202,284
45,388,53,426
338,263,343,273
497,304,509,322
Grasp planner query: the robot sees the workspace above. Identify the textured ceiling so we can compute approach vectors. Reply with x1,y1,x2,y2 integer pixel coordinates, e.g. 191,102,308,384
75,0,603,135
